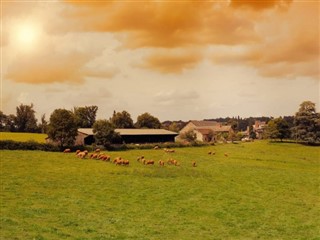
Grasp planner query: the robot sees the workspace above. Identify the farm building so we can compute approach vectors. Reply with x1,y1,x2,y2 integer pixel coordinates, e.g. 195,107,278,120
73,128,178,145
179,120,233,142
252,120,267,139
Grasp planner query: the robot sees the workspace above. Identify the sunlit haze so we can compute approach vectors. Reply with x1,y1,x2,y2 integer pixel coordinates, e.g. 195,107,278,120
1,1,319,121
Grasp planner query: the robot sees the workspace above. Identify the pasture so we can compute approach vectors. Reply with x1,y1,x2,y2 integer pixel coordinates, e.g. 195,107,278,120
0,132,47,143
1,141,319,239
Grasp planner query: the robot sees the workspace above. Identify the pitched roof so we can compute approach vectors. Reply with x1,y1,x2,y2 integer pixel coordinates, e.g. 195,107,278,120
190,120,219,127
78,128,178,136
116,128,178,135
195,125,232,134
78,128,94,135
195,129,213,135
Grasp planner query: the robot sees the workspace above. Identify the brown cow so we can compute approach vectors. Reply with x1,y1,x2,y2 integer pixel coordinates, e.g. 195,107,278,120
122,160,130,166
159,160,165,167
172,160,179,166
77,151,88,159
101,155,111,161
113,157,122,164
115,159,123,165
167,159,174,165
192,161,197,167
164,148,175,153
145,160,154,165
90,153,98,159
63,148,71,153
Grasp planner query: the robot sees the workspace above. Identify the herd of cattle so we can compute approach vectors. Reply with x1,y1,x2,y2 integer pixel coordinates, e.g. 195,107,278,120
62,147,203,168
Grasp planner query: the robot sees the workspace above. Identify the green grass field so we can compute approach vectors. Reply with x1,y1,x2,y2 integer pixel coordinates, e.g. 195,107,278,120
0,132,48,143
1,141,319,239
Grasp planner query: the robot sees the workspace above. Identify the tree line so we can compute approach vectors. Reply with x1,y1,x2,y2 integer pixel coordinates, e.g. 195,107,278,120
0,106,162,133
0,100,319,146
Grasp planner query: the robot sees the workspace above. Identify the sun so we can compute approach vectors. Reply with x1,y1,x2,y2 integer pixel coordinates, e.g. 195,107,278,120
17,25,37,45
11,21,41,51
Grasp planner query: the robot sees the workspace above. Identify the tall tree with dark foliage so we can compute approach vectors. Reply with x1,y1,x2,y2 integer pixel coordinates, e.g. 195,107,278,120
293,101,320,144
47,109,78,148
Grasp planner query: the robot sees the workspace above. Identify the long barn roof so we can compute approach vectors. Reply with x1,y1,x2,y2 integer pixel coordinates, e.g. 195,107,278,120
78,128,178,136
190,120,219,127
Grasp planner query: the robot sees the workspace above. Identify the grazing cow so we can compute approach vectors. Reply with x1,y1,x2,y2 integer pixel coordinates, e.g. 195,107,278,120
63,148,71,153
172,160,179,166
95,148,101,153
77,151,88,159
164,148,175,153
158,160,165,167
90,153,98,159
208,151,215,155
101,155,111,161
113,157,122,164
115,159,123,165
75,150,81,155
192,161,197,167
137,156,145,162
122,160,130,166
167,159,174,165
224,153,228,157
145,160,154,165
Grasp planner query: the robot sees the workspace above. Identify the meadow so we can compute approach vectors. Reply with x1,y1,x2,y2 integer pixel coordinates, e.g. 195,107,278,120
1,141,319,239
0,132,47,143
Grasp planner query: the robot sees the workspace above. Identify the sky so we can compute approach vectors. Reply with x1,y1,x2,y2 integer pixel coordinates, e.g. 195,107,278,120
1,0,319,122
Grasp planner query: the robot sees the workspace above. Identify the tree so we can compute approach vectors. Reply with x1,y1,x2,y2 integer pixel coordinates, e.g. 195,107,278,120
266,119,278,140
38,114,48,134
248,125,256,139
15,103,38,132
277,118,291,141
266,117,291,141
179,130,197,143
135,112,161,129
162,120,186,132
167,122,180,133
110,110,134,128
4,114,17,132
93,120,120,146
228,118,238,132
73,106,98,128
47,109,78,148
0,111,7,131
293,101,320,144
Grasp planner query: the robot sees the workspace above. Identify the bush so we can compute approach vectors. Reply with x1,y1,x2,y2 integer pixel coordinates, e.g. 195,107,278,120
0,140,60,151
103,141,210,151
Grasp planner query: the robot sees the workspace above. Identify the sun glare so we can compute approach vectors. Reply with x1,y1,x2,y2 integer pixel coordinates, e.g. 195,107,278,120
11,22,41,51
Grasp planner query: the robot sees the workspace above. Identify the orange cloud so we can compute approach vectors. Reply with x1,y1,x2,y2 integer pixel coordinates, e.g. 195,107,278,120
212,1,319,79
4,1,319,80
230,0,292,10
141,49,203,73
60,1,260,73
62,1,258,48
5,47,119,84
5,51,91,84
